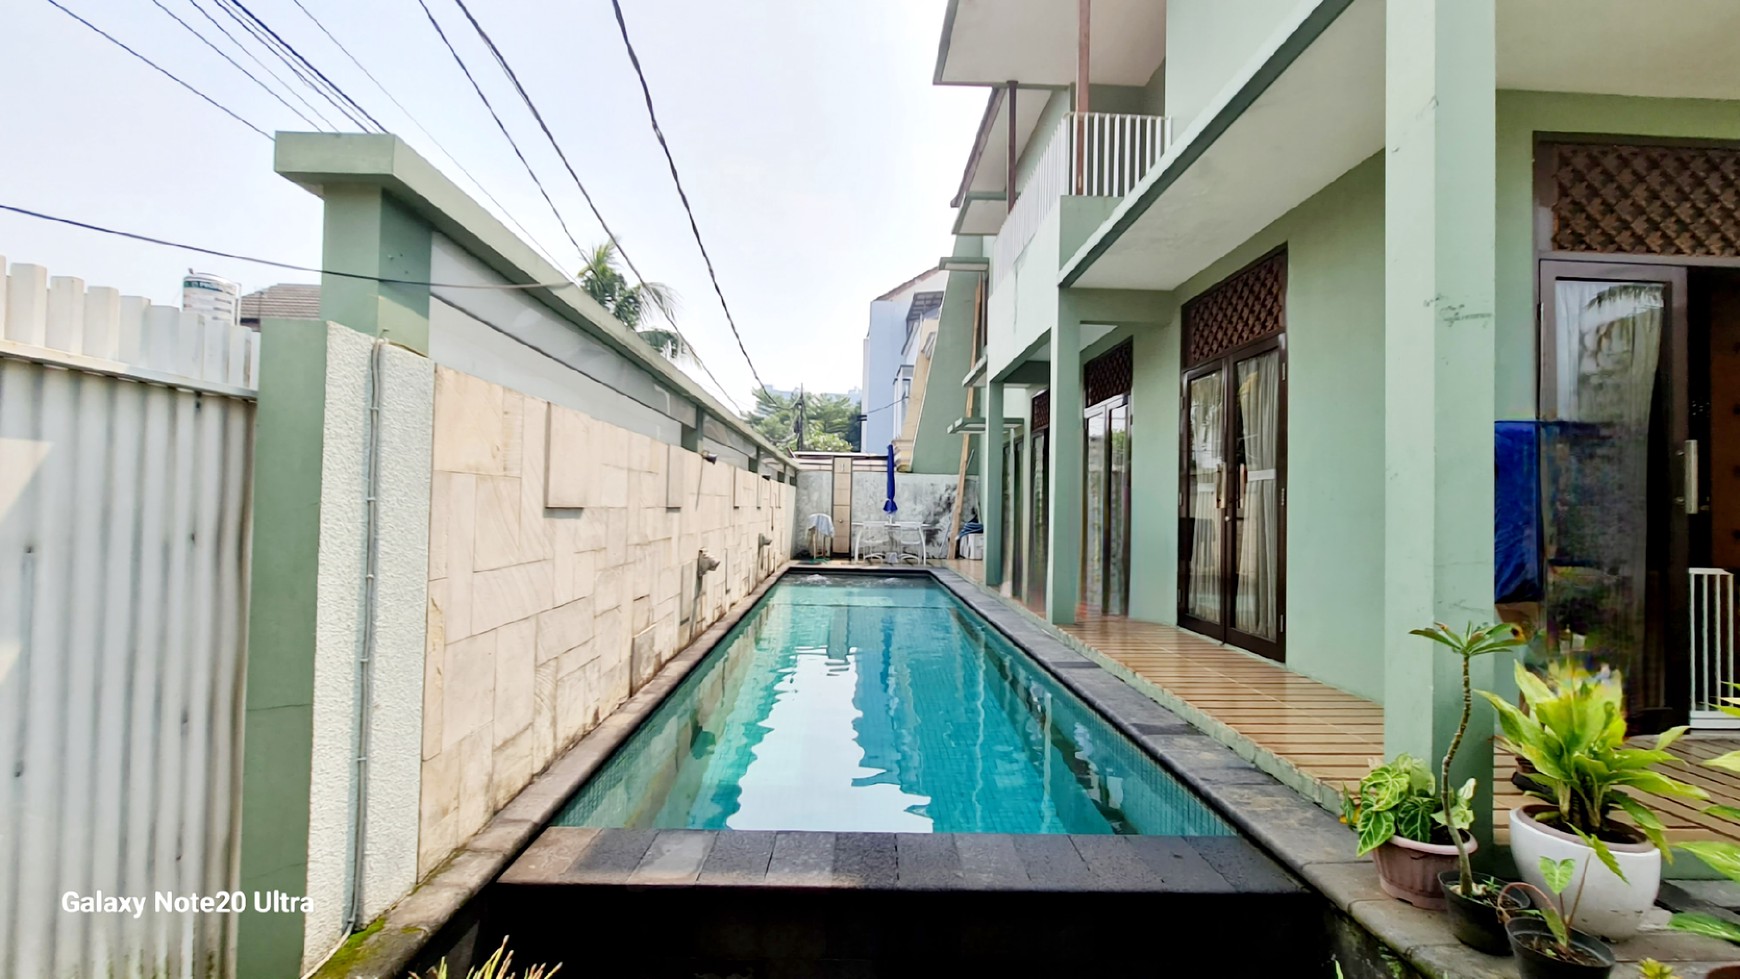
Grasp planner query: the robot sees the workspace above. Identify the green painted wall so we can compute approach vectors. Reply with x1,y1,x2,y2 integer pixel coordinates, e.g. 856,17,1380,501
1132,154,1388,702
235,319,331,977
1013,90,1070,193
911,238,985,474
1164,0,1299,134
1089,63,1166,117
319,185,432,353
1494,91,1740,420
1122,319,1181,625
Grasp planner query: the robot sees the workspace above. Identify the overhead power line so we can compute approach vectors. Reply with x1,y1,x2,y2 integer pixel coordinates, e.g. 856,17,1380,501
439,0,747,416
184,0,339,130
416,0,746,412
0,203,574,288
283,0,570,277
41,0,270,139
438,0,751,417
207,0,351,127
214,0,382,131
0,200,748,413
148,0,322,130
607,0,769,398
411,0,586,260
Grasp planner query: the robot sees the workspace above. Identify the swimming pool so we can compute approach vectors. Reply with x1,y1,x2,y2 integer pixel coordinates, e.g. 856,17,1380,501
552,573,1233,836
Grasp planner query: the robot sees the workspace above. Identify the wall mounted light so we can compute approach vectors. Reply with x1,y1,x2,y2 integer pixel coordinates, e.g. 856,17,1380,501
700,450,718,464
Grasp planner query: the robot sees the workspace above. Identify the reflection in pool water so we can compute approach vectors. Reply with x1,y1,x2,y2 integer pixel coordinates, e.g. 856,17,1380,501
552,575,1232,835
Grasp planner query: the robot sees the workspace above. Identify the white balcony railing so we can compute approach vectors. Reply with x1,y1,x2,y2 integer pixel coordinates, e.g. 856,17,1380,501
1692,568,1740,728
991,112,1171,284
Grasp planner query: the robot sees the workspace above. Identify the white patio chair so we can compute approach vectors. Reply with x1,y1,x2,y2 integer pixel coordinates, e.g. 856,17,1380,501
892,522,928,565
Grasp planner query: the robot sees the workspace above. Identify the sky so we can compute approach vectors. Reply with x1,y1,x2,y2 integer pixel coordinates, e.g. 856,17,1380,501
0,0,986,411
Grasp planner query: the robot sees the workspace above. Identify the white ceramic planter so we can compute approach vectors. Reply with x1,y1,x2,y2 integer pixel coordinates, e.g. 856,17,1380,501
1509,805,1660,941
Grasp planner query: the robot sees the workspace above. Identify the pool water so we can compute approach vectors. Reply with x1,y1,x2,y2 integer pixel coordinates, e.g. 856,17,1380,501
552,574,1233,835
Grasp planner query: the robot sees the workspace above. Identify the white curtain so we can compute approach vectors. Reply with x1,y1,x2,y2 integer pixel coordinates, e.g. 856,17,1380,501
1185,373,1223,621
1235,352,1280,640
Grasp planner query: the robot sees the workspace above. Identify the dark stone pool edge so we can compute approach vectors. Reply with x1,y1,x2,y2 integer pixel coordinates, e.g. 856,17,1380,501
313,563,799,979
929,569,1740,978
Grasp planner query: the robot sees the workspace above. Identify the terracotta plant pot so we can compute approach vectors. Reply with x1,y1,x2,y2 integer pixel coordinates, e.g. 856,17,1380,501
1439,870,1532,955
1506,918,1614,979
1706,968,1740,979
1371,834,1477,910
1509,806,1659,940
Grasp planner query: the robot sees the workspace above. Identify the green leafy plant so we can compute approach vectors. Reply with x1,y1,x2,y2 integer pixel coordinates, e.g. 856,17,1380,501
417,938,560,979
1411,621,1528,896
1638,960,1683,979
1664,685,1740,943
1480,660,1704,881
1341,753,1473,856
1500,856,1606,965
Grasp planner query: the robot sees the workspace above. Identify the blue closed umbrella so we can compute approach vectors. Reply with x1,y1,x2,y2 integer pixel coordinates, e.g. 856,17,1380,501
883,443,898,514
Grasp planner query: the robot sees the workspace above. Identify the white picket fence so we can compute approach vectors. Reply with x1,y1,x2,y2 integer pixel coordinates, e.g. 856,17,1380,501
0,256,256,978
0,259,259,393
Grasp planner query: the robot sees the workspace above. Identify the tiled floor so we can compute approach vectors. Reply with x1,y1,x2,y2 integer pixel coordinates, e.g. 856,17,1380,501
933,564,1740,849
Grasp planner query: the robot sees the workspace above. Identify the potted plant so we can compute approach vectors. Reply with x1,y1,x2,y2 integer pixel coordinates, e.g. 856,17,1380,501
1657,684,1740,951
1342,753,1475,909
1412,621,1531,953
1481,661,1707,939
1500,857,1616,978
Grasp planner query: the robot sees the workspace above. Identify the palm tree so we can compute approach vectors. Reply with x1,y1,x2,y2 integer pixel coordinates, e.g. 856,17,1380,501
577,242,684,356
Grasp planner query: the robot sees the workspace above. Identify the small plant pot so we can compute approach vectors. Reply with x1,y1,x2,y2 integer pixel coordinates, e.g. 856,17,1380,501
1706,968,1740,979
1438,871,1532,955
1505,918,1615,979
1509,806,1660,940
1370,834,1476,910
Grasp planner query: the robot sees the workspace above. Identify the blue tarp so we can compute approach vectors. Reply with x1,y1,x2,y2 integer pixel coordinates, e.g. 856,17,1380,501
1495,421,1542,604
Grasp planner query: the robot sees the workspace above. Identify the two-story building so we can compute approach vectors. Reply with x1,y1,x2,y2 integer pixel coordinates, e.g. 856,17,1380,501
932,0,1740,805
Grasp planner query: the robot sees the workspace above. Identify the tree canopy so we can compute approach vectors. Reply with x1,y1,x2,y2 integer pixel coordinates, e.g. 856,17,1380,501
577,241,684,357
745,388,861,454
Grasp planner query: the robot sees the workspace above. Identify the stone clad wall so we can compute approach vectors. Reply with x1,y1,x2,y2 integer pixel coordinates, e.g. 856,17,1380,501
419,366,792,874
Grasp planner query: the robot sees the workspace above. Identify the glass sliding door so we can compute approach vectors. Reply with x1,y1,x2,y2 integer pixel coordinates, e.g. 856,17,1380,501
1081,396,1132,615
1230,350,1282,649
1179,339,1286,660
1083,412,1108,613
1180,369,1226,631
1028,429,1049,611
1107,403,1131,616
1001,442,1014,587
1539,262,1688,729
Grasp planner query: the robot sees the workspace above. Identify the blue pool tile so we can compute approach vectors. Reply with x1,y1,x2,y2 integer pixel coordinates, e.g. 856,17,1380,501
552,574,1234,836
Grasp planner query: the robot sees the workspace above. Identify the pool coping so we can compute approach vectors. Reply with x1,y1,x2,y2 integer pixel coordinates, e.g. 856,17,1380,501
933,569,1740,978
320,563,1740,978
314,564,797,979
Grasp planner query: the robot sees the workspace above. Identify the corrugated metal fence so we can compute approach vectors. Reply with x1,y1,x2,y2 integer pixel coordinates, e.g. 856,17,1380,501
0,258,257,979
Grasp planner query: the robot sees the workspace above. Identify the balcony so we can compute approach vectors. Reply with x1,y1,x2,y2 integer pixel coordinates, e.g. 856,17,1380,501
991,111,1170,285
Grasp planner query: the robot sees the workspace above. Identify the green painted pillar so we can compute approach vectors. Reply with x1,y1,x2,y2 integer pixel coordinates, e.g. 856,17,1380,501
235,319,330,977
1382,0,1499,845
982,380,1005,587
1047,306,1084,625
319,185,432,353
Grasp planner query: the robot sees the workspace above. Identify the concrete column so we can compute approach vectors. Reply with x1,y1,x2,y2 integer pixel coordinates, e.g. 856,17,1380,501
1047,309,1084,624
319,185,433,353
1382,0,1499,844
981,380,1005,587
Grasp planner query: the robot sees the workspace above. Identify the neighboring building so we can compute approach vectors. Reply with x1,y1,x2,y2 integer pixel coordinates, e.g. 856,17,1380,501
238,281,321,328
182,271,241,331
928,0,1740,805
861,268,946,452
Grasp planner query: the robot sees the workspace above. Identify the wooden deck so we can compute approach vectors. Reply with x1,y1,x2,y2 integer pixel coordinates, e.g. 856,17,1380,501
928,565,1740,849
1060,608,1740,846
